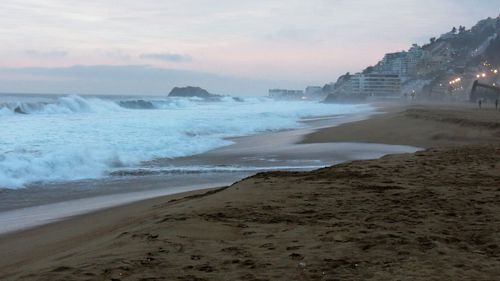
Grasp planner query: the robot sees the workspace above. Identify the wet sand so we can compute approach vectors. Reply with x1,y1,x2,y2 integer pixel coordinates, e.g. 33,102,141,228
0,112,373,213
302,103,500,148
0,108,418,233
1,103,500,280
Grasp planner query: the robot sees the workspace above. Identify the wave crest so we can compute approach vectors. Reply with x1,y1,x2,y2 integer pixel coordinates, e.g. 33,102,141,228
0,95,124,115
0,95,211,115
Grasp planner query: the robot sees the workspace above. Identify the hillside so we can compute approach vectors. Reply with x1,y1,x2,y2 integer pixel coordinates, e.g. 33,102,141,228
324,15,500,102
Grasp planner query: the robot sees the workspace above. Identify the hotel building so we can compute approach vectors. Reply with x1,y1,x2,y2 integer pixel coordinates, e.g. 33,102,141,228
350,73,401,97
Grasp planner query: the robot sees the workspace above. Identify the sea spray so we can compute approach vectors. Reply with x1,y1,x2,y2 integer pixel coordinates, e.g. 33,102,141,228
0,95,372,188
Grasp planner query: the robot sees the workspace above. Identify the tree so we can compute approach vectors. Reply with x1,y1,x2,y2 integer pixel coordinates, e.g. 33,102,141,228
452,26,457,33
430,37,436,44
459,25,466,34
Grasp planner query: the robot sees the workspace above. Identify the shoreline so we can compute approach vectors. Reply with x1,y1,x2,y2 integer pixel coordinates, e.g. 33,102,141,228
0,181,239,235
0,104,422,234
2,102,499,280
0,186,230,279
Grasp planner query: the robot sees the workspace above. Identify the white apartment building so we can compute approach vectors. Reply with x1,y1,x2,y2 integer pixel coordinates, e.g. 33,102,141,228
350,73,401,97
377,44,424,77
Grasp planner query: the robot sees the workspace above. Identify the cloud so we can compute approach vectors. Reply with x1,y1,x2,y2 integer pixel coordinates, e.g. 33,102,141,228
0,1,496,82
140,53,192,62
24,49,68,58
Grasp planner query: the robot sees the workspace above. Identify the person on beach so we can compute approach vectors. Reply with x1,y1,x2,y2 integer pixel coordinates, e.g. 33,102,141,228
478,99,482,109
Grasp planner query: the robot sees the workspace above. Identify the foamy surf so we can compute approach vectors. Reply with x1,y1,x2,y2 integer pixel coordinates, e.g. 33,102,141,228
0,94,373,188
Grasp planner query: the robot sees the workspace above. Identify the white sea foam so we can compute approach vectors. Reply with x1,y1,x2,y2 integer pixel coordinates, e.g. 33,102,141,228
0,95,372,188
0,107,13,116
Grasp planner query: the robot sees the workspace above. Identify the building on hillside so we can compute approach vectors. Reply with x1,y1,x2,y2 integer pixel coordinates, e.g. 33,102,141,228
406,44,424,75
304,86,324,99
350,73,401,97
268,89,304,100
416,50,450,77
379,52,406,76
375,44,424,78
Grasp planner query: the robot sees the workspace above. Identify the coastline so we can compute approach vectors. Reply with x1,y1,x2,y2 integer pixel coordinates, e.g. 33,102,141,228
0,105,421,234
1,102,500,280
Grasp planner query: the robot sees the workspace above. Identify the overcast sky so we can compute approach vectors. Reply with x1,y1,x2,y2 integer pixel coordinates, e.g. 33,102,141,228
0,0,498,96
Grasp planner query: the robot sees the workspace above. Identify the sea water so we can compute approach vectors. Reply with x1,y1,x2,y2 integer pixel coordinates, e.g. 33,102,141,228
0,94,372,188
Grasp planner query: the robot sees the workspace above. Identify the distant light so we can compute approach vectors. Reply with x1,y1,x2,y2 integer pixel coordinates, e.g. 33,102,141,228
476,74,480,78
494,69,498,74
482,73,486,78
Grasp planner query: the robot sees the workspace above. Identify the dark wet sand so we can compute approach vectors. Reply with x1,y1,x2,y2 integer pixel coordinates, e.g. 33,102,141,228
1,103,500,280
0,109,418,234
0,111,375,213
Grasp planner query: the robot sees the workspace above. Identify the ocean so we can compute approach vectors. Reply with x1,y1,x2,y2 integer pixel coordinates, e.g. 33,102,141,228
0,94,373,189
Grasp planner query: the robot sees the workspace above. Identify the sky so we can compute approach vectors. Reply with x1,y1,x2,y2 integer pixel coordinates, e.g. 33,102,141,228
0,0,498,96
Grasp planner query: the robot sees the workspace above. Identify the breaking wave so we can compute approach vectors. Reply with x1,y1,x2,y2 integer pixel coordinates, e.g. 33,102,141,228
0,95,200,115
0,95,372,188
0,95,122,115
0,94,247,115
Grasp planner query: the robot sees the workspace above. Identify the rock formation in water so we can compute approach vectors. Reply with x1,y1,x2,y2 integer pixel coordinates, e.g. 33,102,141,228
168,86,221,99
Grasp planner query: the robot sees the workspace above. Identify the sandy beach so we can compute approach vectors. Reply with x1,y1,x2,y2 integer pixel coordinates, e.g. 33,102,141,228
0,107,418,234
1,103,500,280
